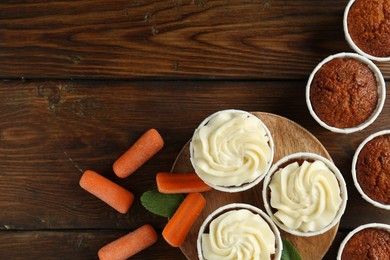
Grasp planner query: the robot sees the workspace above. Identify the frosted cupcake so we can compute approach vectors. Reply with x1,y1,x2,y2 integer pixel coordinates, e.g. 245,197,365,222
190,109,274,192
263,153,348,236
197,203,282,260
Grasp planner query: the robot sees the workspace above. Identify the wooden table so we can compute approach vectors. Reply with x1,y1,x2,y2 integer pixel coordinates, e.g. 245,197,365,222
0,1,389,259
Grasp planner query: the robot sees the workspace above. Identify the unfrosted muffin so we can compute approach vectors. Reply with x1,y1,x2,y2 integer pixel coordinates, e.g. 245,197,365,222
356,134,390,205
347,0,390,58
352,130,390,209
342,228,390,259
338,223,390,260
306,53,386,134
309,57,378,128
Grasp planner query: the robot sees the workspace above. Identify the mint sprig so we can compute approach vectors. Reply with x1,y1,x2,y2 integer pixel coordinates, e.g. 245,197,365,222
281,237,302,260
141,190,184,218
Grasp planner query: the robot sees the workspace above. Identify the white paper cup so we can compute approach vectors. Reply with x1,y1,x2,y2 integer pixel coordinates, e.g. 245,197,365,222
262,152,348,237
306,52,386,134
197,203,283,260
190,109,274,193
343,0,390,62
352,130,390,210
337,223,390,260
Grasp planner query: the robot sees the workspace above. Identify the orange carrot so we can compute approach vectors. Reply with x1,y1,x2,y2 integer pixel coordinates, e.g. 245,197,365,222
162,192,206,247
98,224,158,260
113,129,164,178
156,172,212,194
79,170,134,214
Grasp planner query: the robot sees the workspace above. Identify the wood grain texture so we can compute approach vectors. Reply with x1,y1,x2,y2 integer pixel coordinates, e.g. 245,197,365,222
0,231,185,260
0,229,347,260
1,0,389,79
0,80,389,259
0,229,356,259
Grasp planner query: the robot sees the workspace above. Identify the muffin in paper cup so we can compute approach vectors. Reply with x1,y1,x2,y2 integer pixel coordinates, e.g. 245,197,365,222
262,152,348,237
197,203,282,260
190,109,274,193
337,223,390,259
343,0,390,62
352,130,390,210
306,52,386,134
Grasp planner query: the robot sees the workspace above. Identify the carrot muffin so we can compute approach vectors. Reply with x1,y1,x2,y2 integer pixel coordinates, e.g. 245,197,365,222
201,209,276,260
263,153,347,237
356,133,390,205
268,159,342,233
341,227,390,259
309,58,378,128
190,109,273,192
347,0,390,58
198,203,282,260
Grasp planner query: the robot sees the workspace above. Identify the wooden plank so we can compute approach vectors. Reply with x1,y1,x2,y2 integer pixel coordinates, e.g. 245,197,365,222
0,230,347,259
1,0,389,79
0,231,185,260
0,80,389,232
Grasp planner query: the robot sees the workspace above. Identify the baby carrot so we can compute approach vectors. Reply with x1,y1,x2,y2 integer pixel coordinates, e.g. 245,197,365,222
79,170,134,214
98,224,158,260
113,129,164,178
156,172,212,194
162,192,206,247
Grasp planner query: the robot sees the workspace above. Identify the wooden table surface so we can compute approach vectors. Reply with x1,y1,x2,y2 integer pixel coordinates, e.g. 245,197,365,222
0,1,389,259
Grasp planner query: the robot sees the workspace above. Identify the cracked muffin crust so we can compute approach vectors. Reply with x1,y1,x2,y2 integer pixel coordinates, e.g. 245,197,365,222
347,0,390,58
341,227,390,259
309,57,378,128
356,133,390,205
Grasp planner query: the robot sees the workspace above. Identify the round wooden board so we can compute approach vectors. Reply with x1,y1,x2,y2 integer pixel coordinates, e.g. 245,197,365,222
171,112,338,260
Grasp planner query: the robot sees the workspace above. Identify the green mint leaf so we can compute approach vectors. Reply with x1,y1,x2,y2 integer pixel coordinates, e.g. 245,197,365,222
141,190,185,218
281,237,302,260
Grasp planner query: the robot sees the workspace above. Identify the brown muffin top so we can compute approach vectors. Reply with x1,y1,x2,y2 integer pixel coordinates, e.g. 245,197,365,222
356,134,390,205
347,0,390,57
342,228,390,259
310,58,378,128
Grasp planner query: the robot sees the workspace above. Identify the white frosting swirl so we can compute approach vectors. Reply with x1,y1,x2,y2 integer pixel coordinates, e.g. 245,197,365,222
201,209,276,260
191,111,272,187
269,160,342,232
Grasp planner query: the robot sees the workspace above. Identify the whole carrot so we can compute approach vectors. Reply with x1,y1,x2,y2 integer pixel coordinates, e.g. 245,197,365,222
113,129,164,178
98,224,158,260
79,170,134,214
156,172,212,194
162,192,206,247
